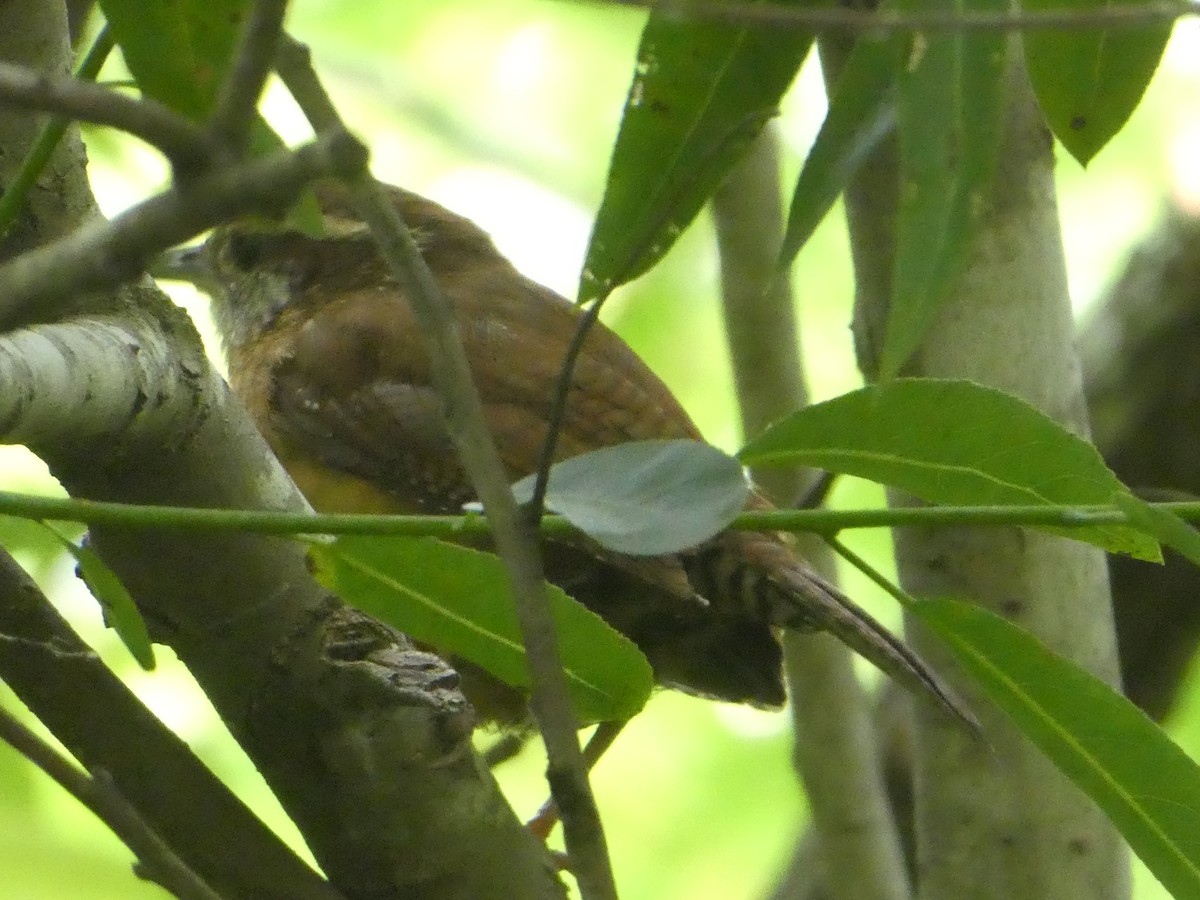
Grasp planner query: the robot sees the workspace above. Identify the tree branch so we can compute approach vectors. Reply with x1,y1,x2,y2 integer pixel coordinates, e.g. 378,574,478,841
0,488,1193,538
0,704,225,900
207,0,290,154
0,25,114,237
0,547,340,899
579,0,1196,32
713,127,910,900
274,37,616,900
0,128,365,329
0,59,214,169
842,51,1129,899
1,3,567,894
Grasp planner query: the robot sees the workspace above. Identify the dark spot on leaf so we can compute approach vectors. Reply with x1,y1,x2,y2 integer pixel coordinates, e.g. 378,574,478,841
1068,837,1090,855
648,98,671,116
1070,115,1087,131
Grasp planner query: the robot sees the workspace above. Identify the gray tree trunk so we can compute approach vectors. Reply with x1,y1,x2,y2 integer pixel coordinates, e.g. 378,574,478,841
842,53,1130,900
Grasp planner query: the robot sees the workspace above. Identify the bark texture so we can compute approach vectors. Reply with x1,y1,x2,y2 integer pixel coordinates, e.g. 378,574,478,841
844,57,1129,900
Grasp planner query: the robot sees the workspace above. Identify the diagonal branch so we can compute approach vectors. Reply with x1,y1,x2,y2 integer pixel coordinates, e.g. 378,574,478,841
207,0,291,154
0,704,225,900
0,128,365,329
0,59,214,169
0,547,340,900
274,36,617,900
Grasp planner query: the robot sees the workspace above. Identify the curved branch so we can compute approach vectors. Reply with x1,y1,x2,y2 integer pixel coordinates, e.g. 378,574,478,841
0,59,214,169
0,128,366,329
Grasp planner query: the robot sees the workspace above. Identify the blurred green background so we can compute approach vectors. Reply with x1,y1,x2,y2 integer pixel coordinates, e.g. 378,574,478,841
2,2,1198,896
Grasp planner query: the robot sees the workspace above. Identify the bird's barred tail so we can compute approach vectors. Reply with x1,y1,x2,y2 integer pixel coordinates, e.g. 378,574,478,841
770,563,979,732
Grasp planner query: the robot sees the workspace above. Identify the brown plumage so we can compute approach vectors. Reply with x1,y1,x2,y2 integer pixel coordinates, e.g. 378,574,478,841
189,182,969,727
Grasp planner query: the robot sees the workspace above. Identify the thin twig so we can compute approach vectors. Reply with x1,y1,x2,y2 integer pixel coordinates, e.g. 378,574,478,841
527,298,606,517
0,548,342,899
0,59,214,170
207,0,290,154
0,705,224,900
795,471,837,511
825,536,914,608
578,0,1197,32
273,36,618,900
0,128,366,329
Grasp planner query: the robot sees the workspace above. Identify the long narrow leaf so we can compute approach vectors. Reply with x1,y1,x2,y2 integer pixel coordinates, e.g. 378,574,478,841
881,0,1008,377
43,525,155,671
580,3,817,301
739,378,1158,560
99,0,247,121
779,33,898,268
913,598,1200,899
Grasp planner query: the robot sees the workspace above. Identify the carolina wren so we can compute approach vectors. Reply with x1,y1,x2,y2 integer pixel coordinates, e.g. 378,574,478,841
178,182,966,726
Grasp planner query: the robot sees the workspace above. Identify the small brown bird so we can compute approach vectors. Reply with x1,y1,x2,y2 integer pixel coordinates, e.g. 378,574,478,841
177,182,967,726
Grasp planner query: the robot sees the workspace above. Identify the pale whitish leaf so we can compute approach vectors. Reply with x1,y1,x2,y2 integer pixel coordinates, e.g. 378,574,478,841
511,440,749,556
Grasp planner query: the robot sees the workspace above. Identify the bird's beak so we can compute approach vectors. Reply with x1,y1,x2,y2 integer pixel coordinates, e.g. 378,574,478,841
151,244,221,294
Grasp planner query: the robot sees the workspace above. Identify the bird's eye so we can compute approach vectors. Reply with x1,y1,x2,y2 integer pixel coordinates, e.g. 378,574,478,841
222,232,266,271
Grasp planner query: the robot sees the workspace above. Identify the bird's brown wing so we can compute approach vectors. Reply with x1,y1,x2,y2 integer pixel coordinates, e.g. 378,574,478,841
259,282,787,708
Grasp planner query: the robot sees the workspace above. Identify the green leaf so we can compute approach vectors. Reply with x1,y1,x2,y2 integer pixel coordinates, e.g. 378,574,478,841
913,597,1200,899
99,0,290,161
580,3,816,301
738,378,1158,560
309,535,654,724
779,33,898,269
99,0,247,121
881,0,1008,378
1024,2,1171,165
511,440,749,556
1114,492,1200,566
44,526,155,670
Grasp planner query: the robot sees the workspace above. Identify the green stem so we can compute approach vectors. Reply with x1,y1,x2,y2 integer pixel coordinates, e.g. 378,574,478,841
0,488,1194,537
826,536,919,609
